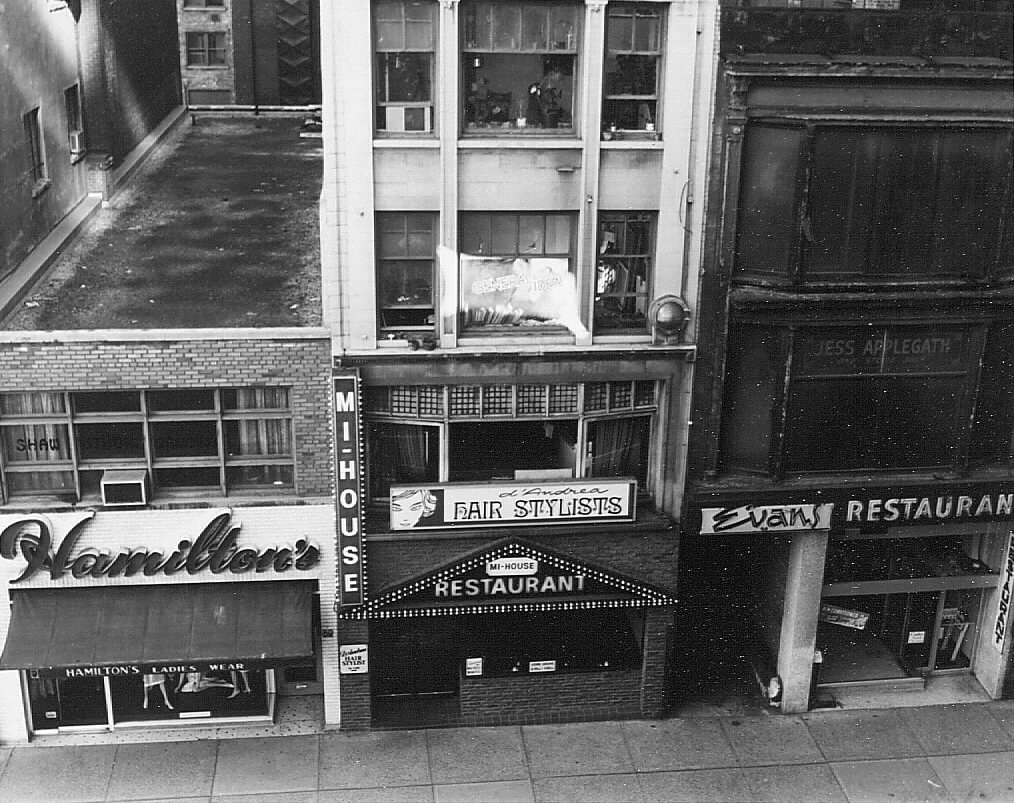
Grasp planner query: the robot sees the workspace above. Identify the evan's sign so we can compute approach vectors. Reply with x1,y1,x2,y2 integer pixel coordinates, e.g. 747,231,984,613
389,479,636,531
700,504,833,535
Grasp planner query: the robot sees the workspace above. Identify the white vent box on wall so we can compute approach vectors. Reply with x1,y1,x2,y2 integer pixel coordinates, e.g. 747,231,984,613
381,105,432,133
100,469,148,506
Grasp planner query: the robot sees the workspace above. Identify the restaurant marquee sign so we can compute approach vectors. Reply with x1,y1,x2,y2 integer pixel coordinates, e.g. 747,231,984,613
389,479,637,531
0,510,319,584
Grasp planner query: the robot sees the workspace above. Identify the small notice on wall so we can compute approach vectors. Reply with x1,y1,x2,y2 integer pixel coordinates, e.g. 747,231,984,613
907,631,926,645
465,657,483,677
339,644,369,674
529,660,557,673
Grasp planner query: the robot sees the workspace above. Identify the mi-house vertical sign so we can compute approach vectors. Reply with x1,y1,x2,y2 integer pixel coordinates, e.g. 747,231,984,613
334,372,365,607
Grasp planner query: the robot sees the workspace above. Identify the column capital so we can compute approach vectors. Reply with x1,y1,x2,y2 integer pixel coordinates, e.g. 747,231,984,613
586,0,609,11
440,0,458,9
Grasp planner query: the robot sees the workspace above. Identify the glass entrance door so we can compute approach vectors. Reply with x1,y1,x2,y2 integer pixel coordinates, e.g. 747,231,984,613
57,677,110,728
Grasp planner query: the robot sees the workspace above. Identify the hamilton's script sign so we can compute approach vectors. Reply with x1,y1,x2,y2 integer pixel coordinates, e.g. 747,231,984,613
0,511,319,583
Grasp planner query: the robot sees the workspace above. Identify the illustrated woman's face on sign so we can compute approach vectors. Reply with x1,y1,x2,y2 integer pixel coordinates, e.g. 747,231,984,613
391,488,437,529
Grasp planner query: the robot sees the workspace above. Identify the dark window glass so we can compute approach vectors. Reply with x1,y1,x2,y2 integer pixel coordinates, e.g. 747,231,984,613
367,422,440,497
226,465,294,487
150,421,219,458
23,107,46,184
154,467,220,488
783,376,961,472
377,213,436,333
969,323,1014,465
588,416,650,486
448,420,577,482
73,392,141,413
375,1,436,132
719,327,781,472
148,389,215,411
1,424,71,463
736,126,802,274
76,423,145,460
186,32,227,66
602,4,663,133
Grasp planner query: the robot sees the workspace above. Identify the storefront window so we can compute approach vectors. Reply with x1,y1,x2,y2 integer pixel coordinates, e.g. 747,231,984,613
462,2,578,133
736,125,1013,281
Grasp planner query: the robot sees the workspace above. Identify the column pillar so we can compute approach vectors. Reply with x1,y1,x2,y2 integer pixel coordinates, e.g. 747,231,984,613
777,531,828,713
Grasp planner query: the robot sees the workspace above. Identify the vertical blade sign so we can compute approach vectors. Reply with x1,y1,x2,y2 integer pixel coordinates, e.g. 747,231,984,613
334,372,365,607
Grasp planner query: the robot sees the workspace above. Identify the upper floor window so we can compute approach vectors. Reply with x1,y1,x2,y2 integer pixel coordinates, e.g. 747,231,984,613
459,212,577,333
602,3,663,135
736,125,1014,283
186,32,227,66
365,380,659,501
23,108,47,190
374,0,437,134
595,212,654,333
462,1,579,133
0,388,294,503
718,323,1007,477
377,212,437,336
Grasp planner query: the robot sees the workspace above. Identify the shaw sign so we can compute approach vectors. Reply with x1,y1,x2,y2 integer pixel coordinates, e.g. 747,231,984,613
0,510,319,584
700,504,833,535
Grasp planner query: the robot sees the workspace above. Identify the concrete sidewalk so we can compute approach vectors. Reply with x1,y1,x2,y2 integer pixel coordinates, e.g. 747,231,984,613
0,701,1011,803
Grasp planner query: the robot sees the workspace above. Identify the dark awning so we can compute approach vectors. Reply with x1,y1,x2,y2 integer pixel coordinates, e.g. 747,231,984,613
0,582,314,678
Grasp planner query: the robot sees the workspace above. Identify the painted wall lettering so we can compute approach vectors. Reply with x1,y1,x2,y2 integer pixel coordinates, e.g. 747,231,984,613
0,510,319,583
334,372,365,606
995,532,1014,653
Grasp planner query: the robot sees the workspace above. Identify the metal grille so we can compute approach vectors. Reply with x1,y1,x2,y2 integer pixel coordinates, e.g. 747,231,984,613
390,386,419,415
450,386,482,416
418,386,444,416
517,384,546,415
548,384,579,414
482,385,514,416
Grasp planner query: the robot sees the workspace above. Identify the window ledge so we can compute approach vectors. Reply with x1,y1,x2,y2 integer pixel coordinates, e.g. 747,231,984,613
374,138,441,148
31,179,51,199
600,139,664,150
70,150,87,165
458,138,583,150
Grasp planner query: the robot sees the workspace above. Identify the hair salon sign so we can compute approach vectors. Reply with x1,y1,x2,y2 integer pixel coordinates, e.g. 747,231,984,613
0,510,319,583
389,479,636,531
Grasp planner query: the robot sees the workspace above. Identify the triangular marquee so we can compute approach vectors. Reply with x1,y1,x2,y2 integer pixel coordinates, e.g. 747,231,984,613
342,538,676,619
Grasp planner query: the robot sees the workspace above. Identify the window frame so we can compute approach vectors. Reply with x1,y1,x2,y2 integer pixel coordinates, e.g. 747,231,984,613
461,0,581,136
364,381,661,505
0,388,295,503
602,2,665,136
23,107,48,193
594,211,655,334
717,321,991,479
733,121,1014,286
183,0,225,7
373,0,438,135
376,212,438,336
185,31,228,67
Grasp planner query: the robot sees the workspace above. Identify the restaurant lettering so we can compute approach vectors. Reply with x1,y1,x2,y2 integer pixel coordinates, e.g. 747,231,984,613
701,504,833,535
995,532,1014,652
846,493,1013,524
334,373,365,606
435,575,585,598
0,511,318,583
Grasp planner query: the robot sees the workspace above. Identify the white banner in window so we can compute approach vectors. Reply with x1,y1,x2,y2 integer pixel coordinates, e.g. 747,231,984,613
994,531,1014,653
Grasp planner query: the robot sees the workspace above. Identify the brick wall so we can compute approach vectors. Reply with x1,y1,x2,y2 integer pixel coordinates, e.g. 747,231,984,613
337,619,371,729
0,335,333,502
459,669,642,726
641,606,674,717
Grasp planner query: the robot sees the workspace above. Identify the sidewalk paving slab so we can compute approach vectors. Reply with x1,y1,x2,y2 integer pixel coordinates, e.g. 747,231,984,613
435,779,535,803
427,726,528,784
532,773,642,803
740,764,848,803
986,700,1014,740
636,767,754,802
719,716,825,766
830,758,952,803
212,735,319,797
521,722,635,778
801,709,925,762
319,785,434,803
319,730,430,789
621,718,738,771
0,743,117,803
105,740,217,801
898,704,1014,755
927,751,1014,802
0,746,11,782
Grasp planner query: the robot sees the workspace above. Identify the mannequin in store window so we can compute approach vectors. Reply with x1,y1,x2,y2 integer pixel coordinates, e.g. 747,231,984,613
229,669,253,697
142,673,173,710
176,671,234,694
